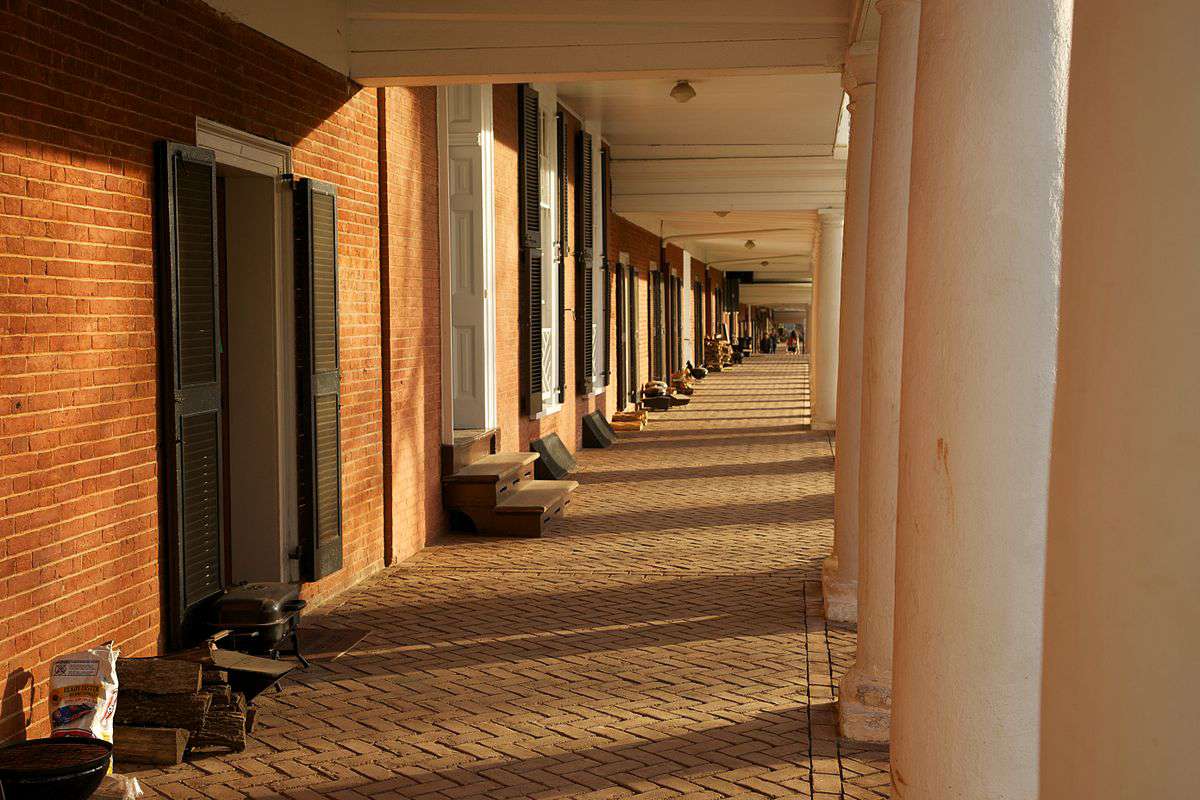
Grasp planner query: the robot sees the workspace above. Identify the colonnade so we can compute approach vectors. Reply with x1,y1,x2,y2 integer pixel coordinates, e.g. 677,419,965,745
809,1,1199,797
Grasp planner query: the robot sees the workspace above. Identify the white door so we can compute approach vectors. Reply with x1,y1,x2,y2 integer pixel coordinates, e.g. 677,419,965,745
444,86,491,429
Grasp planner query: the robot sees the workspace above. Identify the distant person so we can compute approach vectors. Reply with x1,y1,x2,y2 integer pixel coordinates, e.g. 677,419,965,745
787,331,798,353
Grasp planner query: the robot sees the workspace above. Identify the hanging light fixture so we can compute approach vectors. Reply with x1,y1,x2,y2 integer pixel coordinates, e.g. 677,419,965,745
745,239,757,250
669,80,697,103
714,210,731,218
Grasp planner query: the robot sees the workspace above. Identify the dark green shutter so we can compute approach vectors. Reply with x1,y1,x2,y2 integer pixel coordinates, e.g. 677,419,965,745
295,178,343,582
673,276,683,372
519,84,544,417
600,150,611,386
627,266,639,405
601,263,612,386
615,265,627,405
556,112,568,404
694,282,704,363
576,130,595,394
650,270,664,380
154,141,224,647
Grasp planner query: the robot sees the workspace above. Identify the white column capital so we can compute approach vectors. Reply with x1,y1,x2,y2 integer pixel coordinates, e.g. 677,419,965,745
818,207,845,226
842,42,878,95
876,0,920,16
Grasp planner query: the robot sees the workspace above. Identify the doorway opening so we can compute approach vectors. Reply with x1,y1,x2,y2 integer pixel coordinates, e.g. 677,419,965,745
438,85,497,442
215,166,296,586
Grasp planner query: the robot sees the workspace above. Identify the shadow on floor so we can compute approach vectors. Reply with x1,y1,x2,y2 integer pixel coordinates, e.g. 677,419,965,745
578,456,831,484
250,705,815,800
290,568,812,680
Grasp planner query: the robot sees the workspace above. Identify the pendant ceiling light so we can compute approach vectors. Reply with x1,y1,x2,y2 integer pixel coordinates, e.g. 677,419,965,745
745,239,757,250
714,210,731,218
670,80,697,103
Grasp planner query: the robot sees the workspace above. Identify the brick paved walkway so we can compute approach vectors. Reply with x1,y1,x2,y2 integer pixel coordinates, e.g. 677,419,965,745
134,354,890,799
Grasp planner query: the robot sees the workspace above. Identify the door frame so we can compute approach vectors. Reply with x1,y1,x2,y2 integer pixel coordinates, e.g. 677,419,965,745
195,117,298,586
437,85,498,444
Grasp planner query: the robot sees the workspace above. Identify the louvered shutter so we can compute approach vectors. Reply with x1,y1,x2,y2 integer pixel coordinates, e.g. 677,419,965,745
627,266,639,405
673,276,683,371
576,130,595,394
518,85,544,417
693,282,704,363
650,271,664,379
154,141,224,646
615,265,627,404
294,178,343,582
556,112,568,404
600,150,611,386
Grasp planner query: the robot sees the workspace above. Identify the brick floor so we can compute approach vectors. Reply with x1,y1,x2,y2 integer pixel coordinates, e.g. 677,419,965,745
133,354,890,799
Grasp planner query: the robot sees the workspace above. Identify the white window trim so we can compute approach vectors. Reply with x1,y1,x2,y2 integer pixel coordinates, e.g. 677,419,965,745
196,118,292,176
533,83,562,409
193,117,298,583
436,85,498,443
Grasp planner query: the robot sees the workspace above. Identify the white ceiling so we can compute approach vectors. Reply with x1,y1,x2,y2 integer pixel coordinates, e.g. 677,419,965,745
557,73,846,285
557,74,845,154
623,210,818,278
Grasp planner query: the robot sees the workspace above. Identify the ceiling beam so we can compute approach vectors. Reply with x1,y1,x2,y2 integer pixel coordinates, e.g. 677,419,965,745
349,0,851,24
614,191,845,213
351,38,844,86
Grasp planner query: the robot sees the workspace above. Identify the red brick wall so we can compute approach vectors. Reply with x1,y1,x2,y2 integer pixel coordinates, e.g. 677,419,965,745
378,87,445,565
610,214,662,388
0,0,405,741
492,85,522,453
495,94,617,453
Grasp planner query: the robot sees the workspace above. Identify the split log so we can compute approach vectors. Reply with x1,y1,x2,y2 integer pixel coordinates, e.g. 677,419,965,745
191,691,248,752
116,658,202,695
113,725,189,765
114,691,212,736
202,684,232,704
201,668,229,687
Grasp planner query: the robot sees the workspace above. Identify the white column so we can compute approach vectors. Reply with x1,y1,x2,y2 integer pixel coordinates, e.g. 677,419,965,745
810,209,843,429
890,2,1071,797
1040,3,1200,797
822,45,876,624
837,0,919,742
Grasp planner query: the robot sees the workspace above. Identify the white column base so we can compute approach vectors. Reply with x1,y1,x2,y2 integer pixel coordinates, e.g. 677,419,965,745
821,555,857,622
836,664,892,743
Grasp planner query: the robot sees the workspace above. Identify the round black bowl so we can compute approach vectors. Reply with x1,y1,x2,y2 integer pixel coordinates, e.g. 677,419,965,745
0,737,113,800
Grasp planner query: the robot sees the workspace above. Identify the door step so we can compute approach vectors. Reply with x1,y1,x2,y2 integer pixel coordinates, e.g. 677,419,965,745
442,447,577,538
443,451,537,508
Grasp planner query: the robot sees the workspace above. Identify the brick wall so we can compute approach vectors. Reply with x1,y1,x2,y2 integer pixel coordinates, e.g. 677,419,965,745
378,87,445,565
495,93,619,454
610,214,662,388
0,0,430,741
492,85,522,453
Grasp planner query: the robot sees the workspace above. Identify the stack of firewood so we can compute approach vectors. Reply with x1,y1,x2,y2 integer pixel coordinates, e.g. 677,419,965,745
113,657,252,765
704,338,733,370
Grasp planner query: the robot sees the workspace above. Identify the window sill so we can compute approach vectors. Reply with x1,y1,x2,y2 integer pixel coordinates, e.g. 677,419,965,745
534,402,562,420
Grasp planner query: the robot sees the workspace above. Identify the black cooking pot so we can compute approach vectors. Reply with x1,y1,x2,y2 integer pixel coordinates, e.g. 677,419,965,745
0,737,112,800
